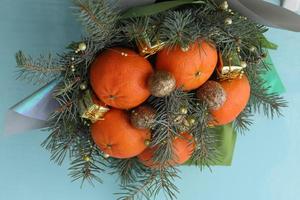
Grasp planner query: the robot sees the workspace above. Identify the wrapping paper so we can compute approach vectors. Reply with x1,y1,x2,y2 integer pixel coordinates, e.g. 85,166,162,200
283,0,300,12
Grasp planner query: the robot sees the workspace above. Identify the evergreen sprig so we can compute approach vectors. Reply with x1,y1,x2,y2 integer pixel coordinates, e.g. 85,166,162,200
159,10,198,49
69,143,106,187
233,105,253,134
148,90,196,165
41,122,76,165
109,157,148,186
16,51,64,84
189,102,221,168
248,76,287,118
73,0,120,46
116,167,180,200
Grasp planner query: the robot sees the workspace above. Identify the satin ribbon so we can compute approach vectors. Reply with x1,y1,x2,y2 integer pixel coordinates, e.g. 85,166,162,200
221,0,300,32
123,0,300,31
5,80,59,134
283,0,300,12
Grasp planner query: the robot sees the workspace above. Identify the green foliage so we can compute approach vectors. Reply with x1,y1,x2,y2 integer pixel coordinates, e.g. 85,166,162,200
69,143,106,187
116,167,180,200
159,10,198,48
148,90,193,156
233,105,253,134
189,102,221,168
15,51,64,84
73,0,120,45
148,90,220,169
109,157,148,186
121,16,157,44
248,75,288,118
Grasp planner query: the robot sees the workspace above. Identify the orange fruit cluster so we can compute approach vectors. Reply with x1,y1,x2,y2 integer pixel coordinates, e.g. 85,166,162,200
89,41,250,164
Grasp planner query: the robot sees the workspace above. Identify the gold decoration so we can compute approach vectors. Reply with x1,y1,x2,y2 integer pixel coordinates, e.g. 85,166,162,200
181,46,190,52
78,42,87,51
103,153,110,159
217,52,247,81
144,139,151,146
250,46,256,52
240,61,247,68
225,18,233,25
136,34,165,57
79,90,109,123
179,106,188,115
187,116,196,126
219,1,229,10
84,155,91,162
79,83,87,90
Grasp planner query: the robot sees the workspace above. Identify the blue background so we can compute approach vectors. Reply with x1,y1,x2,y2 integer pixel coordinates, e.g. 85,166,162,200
0,0,299,200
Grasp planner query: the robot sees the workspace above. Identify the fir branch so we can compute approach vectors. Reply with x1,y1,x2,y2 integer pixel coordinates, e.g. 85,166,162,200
42,119,78,165
233,105,253,134
61,38,99,70
190,125,221,169
16,51,64,84
155,167,180,200
117,167,179,200
50,94,77,124
73,0,120,45
148,90,194,165
182,96,221,168
109,157,148,186
69,143,106,187
121,17,153,42
53,78,81,97
117,172,156,200
248,75,287,118
159,10,198,48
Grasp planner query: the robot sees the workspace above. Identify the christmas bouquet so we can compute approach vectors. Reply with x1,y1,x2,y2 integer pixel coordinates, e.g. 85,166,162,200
7,0,300,199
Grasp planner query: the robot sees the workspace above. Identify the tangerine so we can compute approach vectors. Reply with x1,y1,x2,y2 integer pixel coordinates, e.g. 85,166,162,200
90,48,153,109
138,132,195,167
156,40,218,91
212,76,251,125
91,109,151,159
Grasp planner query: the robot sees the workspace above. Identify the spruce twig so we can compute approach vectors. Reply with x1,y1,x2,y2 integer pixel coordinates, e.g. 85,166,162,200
248,75,287,118
159,10,198,49
116,167,179,200
233,105,253,134
109,158,148,186
73,0,120,45
148,90,195,165
16,51,64,84
69,143,106,187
